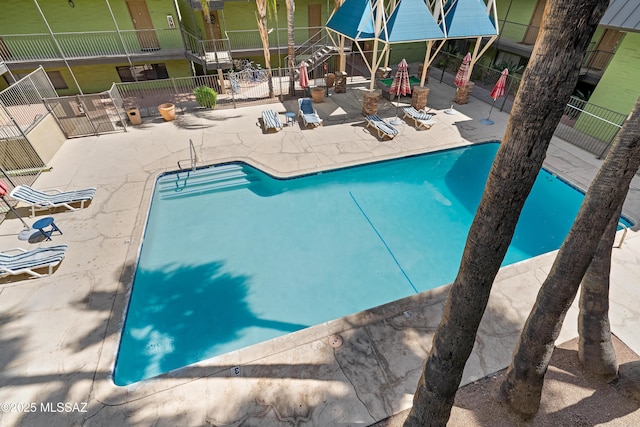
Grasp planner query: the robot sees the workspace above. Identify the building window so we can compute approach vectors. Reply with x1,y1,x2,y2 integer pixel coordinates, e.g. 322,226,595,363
46,71,68,90
13,71,68,90
116,64,169,82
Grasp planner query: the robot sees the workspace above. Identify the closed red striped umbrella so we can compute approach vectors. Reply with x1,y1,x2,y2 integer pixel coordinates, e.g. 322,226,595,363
481,68,509,125
490,68,509,100
390,59,411,121
453,53,471,88
389,59,411,97
299,62,309,90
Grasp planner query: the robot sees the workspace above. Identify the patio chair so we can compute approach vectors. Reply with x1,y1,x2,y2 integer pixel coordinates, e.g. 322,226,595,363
261,109,283,132
298,98,323,127
0,244,68,279
402,107,437,130
365,115,399,140
11,185,96,217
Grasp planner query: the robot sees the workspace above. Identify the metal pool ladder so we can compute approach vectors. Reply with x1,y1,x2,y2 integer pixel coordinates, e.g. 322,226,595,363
178,139,197,171
615,222,629,248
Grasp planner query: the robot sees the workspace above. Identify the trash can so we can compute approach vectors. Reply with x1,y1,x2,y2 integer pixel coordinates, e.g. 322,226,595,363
126,107,142,125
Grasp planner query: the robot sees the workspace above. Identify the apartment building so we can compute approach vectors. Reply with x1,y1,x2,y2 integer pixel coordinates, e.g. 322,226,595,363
0,0,332,94
493,0,640,116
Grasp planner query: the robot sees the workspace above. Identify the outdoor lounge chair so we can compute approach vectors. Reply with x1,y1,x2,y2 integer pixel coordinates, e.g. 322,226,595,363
298,98,323,127
0,244,68,279
262,109,283,132
11,185,96,217
402,107,437,130
365,115,399,140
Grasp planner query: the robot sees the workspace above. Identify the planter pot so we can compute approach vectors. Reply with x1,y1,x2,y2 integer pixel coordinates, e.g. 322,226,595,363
311,87,325,103
158,103,176,121
324,73,335,88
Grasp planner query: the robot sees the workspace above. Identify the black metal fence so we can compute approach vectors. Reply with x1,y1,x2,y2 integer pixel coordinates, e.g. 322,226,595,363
556,97,626,158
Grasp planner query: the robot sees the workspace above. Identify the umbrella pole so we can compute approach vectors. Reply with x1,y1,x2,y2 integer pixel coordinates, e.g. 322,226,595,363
391,92,402,125
1,195,37,241
445,88,459,115
480,99,497,125
1,196,29,229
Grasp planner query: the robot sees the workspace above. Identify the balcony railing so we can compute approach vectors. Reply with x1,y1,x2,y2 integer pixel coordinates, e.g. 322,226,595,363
182,31,232,68
582,49,614,71
0,28,184,63
226,26,324,53
0,26,330,66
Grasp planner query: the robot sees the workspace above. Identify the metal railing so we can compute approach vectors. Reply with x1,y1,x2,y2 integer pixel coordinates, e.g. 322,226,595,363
0,68,49,198
615,222,629,248
582,49,615,72
0,26,342,68
434,51,522,107
226,26,324,53
183,31,230,58
556,97,626,158
0,28,184,62
114,68,305,117
0,67,57,134
431,51,624,157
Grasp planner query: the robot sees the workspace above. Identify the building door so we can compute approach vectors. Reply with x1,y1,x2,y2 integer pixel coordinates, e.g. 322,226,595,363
589,29,624,70
202,11,223,40
522,0,545,45
125,0,160,51
308,5,322,43
202,10,224,54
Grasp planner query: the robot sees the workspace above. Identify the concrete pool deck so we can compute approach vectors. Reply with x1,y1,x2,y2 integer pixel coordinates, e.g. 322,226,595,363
0,78,639,426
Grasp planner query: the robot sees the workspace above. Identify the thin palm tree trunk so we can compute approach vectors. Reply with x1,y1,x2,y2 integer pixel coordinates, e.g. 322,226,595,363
500,96,640,418
403,0,610,425
578,200,622,378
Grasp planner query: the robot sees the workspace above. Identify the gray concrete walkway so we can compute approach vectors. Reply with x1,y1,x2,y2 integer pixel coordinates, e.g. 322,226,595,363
0,79,638,426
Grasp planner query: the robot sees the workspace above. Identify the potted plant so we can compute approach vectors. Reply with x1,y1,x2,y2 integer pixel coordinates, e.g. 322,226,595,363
193,86,218,109
158,103,176,121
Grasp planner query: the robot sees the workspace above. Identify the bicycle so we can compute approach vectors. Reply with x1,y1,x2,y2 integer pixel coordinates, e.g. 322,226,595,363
233,59,268,83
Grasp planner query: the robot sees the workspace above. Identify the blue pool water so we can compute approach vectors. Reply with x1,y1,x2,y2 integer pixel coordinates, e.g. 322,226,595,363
114,142,626,385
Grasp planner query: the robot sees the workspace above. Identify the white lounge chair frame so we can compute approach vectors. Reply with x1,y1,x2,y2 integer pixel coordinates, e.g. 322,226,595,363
298,98,323,127
262,109,283,132
365,115,399,139
10,185,96,217
402,107,437,130
0,244,68,279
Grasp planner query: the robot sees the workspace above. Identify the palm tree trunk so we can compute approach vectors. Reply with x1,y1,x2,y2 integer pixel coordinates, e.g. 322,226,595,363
403,0,609,425
500,96,640,418
578,200,622,379
255,0,275,98
286,0,296,95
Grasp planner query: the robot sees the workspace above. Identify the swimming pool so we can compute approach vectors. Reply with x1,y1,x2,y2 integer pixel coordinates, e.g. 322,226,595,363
114,142,622,385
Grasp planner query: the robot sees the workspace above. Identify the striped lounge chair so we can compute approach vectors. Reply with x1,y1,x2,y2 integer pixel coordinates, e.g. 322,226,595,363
11,185,96,217
365,115,399,140
0,244,68,279
402,107,437,130
262,109,283,132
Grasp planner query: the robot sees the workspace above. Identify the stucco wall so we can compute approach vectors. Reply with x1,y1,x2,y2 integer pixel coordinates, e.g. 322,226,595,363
27,114,66,165
0,0,177,33
588,32,640,116
495,0,539,25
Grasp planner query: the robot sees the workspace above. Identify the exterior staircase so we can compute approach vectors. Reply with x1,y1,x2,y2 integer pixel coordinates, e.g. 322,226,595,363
287,30,352,79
